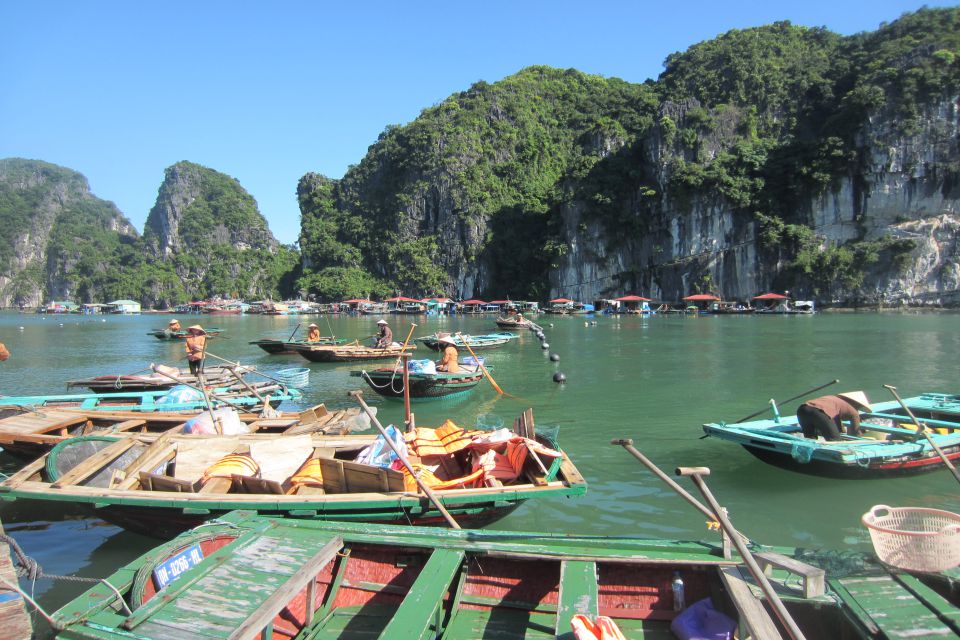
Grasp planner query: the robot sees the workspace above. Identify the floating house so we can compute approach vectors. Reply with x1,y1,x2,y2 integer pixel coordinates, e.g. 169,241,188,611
107,299,142,314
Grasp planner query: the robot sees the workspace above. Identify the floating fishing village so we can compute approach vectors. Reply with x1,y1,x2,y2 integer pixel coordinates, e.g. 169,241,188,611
5,4,960,640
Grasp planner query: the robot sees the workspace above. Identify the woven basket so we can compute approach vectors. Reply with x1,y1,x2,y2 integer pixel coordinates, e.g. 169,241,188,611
276,367,310,389
862,504,960,572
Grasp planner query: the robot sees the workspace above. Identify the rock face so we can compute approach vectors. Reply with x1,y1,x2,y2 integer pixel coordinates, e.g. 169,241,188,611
144,161,278,259
0,158,138,307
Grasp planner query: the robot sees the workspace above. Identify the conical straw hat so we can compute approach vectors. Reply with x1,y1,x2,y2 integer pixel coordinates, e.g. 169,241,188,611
837,391,872,412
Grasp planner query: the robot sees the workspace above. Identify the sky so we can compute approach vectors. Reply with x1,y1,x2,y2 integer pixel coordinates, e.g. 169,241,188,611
1,1,956,245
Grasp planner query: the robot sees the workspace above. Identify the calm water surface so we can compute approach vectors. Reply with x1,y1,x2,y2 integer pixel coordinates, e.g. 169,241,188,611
0,310,958,620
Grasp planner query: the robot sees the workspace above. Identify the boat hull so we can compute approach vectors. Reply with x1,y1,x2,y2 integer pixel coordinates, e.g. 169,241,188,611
741,443,960,478
357,369,483,400
250,338,348,355
417,333,516,351
295,344,414,362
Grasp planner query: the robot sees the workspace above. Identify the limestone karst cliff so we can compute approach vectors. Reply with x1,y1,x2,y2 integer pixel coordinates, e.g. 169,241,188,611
296,8,960,307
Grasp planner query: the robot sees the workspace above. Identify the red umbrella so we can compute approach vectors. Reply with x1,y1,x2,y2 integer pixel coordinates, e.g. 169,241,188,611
550,298,574,304
682,294,720,301
385,296,419,302
615,295,652,302
460,299,487,305
753,293,788,300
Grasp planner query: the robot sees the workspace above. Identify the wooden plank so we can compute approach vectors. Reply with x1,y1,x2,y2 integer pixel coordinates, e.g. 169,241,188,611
319,459,404,493
0,519,31,640
376,548,465,640
837,573,958,638
51,438,139,488
139,473,196,492
2,456,50,489
227,536,342,640
718,566,781,640
755,551,825,598
117,444,177,490
555,560,598,640
111,419,148,432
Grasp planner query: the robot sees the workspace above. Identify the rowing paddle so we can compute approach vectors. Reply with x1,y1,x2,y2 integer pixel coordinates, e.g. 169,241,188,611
735,379,840,423
456,332,506,396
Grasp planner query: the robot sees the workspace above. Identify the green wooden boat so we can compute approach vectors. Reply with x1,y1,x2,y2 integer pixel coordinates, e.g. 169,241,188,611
0,416,585,538
50,509,960,640
417,332,517,351
250,337,350,355
147,328,224,340
349,364,485,400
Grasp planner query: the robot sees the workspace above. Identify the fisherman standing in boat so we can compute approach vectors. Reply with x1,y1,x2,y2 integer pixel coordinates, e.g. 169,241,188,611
796,391,872,441
306,323,321,342
435,336,462,373
185,325,207,376
166,318,181,337
374,319,393,348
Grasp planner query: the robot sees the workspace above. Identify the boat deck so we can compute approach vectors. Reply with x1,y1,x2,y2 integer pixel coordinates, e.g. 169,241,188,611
832,572,960,637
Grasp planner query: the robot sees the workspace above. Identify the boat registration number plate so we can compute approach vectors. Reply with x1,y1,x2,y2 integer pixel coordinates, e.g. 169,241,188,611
153,544,204,590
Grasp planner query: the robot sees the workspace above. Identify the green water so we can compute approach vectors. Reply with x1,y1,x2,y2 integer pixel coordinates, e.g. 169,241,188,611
0,310,958,617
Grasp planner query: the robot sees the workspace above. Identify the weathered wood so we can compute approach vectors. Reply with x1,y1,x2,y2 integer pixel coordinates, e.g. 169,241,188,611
139,473,196,493
318,459,403,493
755,551,825,598
51,438,139,489
234,476,286,495
835,573,959,638
227,536,343,640
556,560,598,640
117,444,177,490
375,548,465,640
0,519,31,640
3,456,49,488
718,565,781,640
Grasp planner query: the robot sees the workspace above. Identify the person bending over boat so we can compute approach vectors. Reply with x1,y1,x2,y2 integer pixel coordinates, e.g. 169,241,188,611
185,325,207,376
435,336,462,373
374,319,393,348
796,391,872,441
306,323,321,342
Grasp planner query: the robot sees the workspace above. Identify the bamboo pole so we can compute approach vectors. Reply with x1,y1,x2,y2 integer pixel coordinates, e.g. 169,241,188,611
456,332,505,395
735,379,840,423
349,390,461,529
677,466,807,640
883,384,960,486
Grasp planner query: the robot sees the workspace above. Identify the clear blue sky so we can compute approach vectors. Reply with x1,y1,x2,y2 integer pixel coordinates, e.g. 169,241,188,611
1,1,954,244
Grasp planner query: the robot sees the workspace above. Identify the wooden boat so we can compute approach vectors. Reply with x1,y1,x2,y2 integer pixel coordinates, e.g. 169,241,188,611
417,332,517,351
51,509,960,640
0,412,584,537
494,317,534,329
294,342,415,363
0,381,300,415
0,403,367,459
249,337,349,355
350,364,484,400
702,392,960,477
146,328,224,340
65,364,255,393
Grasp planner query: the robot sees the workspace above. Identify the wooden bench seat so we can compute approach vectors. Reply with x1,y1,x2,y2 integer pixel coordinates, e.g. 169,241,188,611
375,548,465,639
555,560,598,639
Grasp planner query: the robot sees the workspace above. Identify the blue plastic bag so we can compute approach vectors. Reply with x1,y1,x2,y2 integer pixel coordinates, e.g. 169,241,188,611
355,424,407,468
670,598,736,640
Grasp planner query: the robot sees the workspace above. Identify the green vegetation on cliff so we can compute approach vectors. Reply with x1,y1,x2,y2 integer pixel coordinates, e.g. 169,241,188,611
297,7,960,301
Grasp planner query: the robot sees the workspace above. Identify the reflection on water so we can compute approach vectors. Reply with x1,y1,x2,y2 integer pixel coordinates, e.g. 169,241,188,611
0,310,958,620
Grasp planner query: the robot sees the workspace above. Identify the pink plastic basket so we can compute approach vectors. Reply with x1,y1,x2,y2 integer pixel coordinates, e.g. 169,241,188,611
862,504,960,572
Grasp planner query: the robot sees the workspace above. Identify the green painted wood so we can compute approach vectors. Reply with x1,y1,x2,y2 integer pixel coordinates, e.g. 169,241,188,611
375,548,465,640
129,530,340,639
443,609,556,639
837,574,957,638
893,573,960,633
555,560,598,640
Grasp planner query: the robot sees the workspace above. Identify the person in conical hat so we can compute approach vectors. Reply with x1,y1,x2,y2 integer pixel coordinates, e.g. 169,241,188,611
185,325,207,376
435,335,462,373
168,318,181,332
306,322,321,343
796,391,872,441
374,319,393,348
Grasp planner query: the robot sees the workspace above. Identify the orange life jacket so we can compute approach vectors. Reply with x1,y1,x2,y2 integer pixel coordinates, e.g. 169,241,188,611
200,452,260,485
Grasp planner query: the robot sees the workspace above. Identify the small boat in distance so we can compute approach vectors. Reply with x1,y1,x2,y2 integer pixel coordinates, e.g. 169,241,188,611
494,316,534,329
351,363,485,400
417,332,517,351
294,342,416,363
147,328,224,340
65,364,255,393
249,337,349,355
702,392,960,477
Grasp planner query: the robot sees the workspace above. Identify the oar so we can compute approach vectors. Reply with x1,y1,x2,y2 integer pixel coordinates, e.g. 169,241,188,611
287,323,302,342
349,390,461,529
456,332,505,396
677,466,807,640
884,384,960,486
735,379,840,423
391,323,418,366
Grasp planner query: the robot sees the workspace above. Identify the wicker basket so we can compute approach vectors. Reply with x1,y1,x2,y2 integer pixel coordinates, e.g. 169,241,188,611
862,504,960,572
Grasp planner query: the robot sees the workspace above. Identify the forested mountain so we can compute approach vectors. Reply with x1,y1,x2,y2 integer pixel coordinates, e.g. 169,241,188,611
4,8,960,308
297,7,960,305
0,159,295,307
